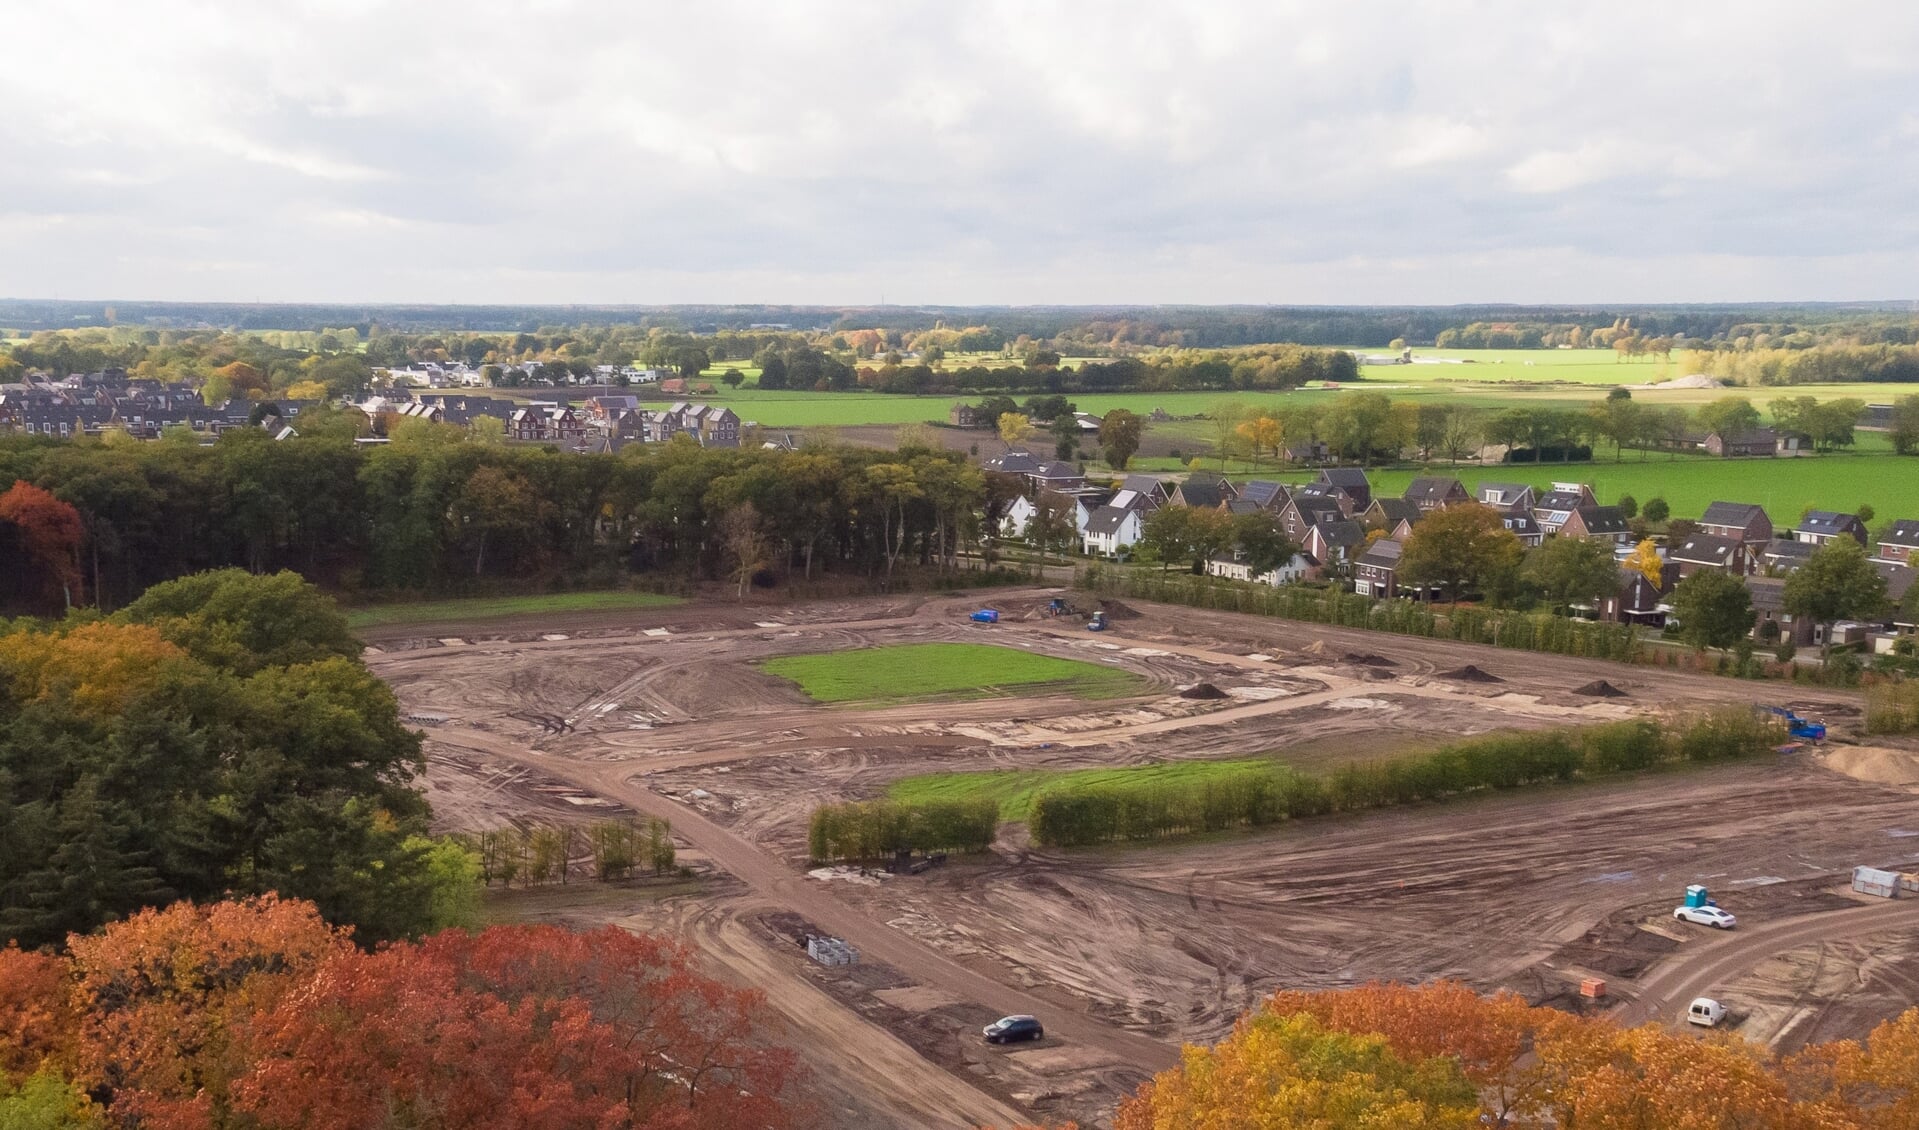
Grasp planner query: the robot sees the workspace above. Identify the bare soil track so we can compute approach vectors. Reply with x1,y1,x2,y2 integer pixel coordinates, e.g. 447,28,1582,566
366,587,1919,1127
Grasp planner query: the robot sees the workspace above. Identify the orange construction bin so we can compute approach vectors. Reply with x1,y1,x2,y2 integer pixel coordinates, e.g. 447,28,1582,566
1580,978,1607,999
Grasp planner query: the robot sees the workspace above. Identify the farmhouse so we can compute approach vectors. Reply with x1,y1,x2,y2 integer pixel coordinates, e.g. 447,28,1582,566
949,403,993,429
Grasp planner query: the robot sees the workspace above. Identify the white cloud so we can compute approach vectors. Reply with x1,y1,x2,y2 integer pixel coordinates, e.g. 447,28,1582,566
2,0,1916,303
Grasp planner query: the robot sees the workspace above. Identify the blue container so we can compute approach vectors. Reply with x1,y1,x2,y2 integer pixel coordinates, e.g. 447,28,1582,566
1685,884,1710,909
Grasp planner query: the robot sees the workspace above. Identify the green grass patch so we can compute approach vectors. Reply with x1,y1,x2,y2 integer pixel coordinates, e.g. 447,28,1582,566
761,642,1142,704
889,759,1275,821
346,590,683,629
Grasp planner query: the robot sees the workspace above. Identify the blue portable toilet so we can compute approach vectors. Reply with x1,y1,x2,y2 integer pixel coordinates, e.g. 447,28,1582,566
1684,884,1710,909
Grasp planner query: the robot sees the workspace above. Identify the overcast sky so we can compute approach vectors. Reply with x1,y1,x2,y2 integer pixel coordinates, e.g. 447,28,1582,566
6,1,1918,306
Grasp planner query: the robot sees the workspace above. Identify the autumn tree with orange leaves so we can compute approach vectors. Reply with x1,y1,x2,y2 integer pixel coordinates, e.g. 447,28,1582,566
0,479,85,614
0,897,813,1130
1111,980,1919,1130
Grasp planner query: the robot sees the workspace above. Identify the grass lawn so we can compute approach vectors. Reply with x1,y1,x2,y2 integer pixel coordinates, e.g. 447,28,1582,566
760,642,1143,704
346,590,683,629
888,759,1278,820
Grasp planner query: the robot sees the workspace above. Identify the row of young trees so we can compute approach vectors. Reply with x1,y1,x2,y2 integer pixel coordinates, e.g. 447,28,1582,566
806,799,1001,864
1102,980,1919,1128
0,896,809,1129
0,428,1007,612
1079,565,1645,663
1025,711,1777,847
466,819,676,887
0,569,476,949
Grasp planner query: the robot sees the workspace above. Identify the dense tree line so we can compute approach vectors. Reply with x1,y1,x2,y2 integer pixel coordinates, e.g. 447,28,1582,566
1113,980,1919,1128
1026,711,1776,847
0,896,810,1129
0,430,995,610
806,799,1000,864
0,570,473,949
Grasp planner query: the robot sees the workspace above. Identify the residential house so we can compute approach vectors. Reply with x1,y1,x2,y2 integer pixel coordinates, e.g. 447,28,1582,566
1235,480,1289,512
949,402,992,429
1353,538,1402,598
1477,482,1538,513
1402,476,1469,512
1559,505,1633,546
1206,551,1311,586
1303,520,1367,571
1363,497,1422,535
1030,461,1087,493
1760,539,1816,574
1532,482,1598,535
1500,511,1545,548
1295,481,1359,517
1118,475,1171,510
1794,510,1868,547
1171,475,1236,510
1279,495,1346,543
1282,439,1332,464
1698,502,1773,546
650,403,740,447
983,449,1042,477
1314,468,1373,512
1611,563,1678,628
1668,533,1754,578
1082,505,1145,557
1745,577,1817,647
1873,519,1919,565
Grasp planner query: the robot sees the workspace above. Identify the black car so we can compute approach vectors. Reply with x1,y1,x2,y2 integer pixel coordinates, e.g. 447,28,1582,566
983,1015,1044,1044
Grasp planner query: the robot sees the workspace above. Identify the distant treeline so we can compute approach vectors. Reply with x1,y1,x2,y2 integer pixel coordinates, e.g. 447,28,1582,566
847,346,1358,395
12,300,1919,352
1028,711,1780,847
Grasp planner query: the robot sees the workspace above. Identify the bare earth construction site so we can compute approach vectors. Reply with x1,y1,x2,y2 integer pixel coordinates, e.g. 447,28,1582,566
362,591,1919,1129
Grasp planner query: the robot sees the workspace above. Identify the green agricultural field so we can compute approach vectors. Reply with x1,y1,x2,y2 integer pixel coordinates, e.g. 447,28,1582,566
888,759,1277,821
346,590,683,629
761,641,1142,704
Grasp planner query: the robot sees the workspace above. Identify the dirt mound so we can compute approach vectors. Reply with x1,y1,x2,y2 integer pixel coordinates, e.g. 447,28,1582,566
1822,746,1919,787
1343,652,1397,667
1097,599,1143,620
1573,680,1627,698
1299,639,1332,658
1438,665,1504,683
1179,683,1230,700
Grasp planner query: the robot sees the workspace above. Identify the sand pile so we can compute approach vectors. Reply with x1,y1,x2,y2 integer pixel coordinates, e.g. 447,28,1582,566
1439,665,1504,683
1344,652,1397,667
1645,374,1725,390
1179,683,1230,700
1299,639,1332,658
1822,746,1919,787
1573,680,1627,698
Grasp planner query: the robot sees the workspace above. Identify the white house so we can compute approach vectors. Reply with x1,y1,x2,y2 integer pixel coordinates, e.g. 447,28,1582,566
1082,505,1145,557
1205,553,1311,586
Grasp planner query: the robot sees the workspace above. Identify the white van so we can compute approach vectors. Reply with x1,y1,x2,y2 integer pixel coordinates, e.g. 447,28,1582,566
1687,998,1725,1027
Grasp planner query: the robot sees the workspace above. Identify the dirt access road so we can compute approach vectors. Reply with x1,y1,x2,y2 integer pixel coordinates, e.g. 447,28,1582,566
1617,898,1919,1028
366,586,1913,1125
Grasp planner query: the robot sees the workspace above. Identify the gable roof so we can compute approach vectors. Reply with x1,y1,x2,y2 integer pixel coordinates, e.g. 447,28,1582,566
986,449,1041,474
1237,480,1288,508
1535,485,1594,513
1177,478,1230,509
1034,460,1082,479
1878,519,1919,549
1745,575,1788,611
1404,476,1464,503
1318,468,1370,489
1700,501,1769,529
1121,474,1170,499
1084,505,1139,537
1762,539,1816,569
1670,533,1743,566
1226,499,1263,516
1579,506,1631,535
1477,481,1535,507
1369,498,1422,527
1356,538,1402,568
1797,510,1865,536
1318,520,1366,549
1877,561,1916,606
1501,512,1542,538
